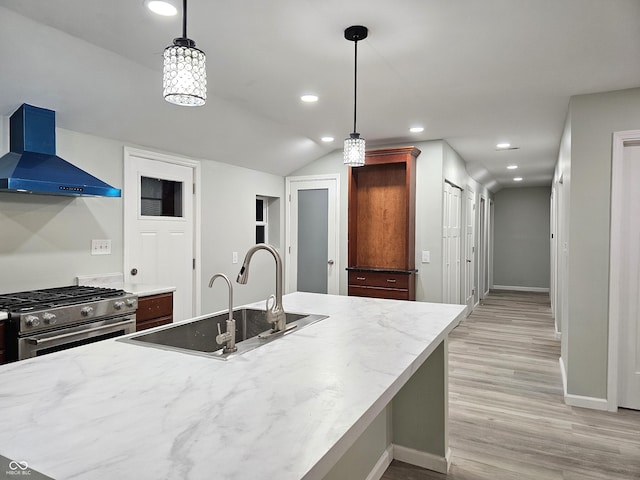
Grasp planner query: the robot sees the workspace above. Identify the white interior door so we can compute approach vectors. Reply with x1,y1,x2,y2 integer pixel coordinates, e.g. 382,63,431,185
285,175,339,295
124,149,196,322
616,144,640,409
485,198,492,297
550,188,557,319
450,186,462,303
464,189,476,312
443,182,462,304
479,196,486,299
442,184,451,303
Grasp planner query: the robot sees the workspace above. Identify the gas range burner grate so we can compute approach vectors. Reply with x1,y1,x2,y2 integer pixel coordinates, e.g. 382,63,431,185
0,286,127,312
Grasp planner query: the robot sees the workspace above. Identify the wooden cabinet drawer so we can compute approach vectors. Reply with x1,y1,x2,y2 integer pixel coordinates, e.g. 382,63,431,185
136,315,173,332
348,285,410,300
136,293,173,322
348,271,409,289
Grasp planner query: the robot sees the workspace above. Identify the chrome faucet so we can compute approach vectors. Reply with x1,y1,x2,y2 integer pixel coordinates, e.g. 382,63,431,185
208,273,237,353
237,243,286,332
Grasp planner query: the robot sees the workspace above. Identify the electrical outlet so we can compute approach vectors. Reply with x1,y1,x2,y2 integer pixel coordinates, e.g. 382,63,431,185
421,250,430,263
232,251,238,264
91,239,112,255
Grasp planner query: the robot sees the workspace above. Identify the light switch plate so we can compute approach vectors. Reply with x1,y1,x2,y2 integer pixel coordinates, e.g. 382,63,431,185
232,251,238,264
91,239,112,255
421,250,430,263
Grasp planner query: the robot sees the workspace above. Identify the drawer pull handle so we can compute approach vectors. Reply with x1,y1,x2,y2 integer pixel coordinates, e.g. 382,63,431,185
386,279,397,283
356,277,366,281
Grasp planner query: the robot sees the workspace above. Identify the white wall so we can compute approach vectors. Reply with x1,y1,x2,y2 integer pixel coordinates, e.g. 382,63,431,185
553,86,640,401
200,161,285,314
0,124,286,314
0,128,124,291
415,142,445,303
493,187,551,289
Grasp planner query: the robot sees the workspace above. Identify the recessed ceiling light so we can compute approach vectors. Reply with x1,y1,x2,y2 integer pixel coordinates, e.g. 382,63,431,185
145,0,177,16
496,142,511,149
409,126,424,133
300,94,319,103
507,165,518,170
321,136,334,142
514,177,523,182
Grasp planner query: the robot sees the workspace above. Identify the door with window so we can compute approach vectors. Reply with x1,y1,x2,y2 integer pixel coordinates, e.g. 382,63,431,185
124,148,197,322
286,175,339,295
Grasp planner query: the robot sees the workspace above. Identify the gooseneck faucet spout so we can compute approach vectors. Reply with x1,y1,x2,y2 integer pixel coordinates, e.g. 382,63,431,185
237,243,286,332
208,273,237,353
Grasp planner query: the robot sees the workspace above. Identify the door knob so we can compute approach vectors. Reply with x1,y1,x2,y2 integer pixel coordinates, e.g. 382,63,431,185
328,260,335,265
130,268,138,276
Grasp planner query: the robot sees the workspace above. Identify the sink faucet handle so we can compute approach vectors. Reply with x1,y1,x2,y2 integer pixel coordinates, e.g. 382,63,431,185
266,293,276,312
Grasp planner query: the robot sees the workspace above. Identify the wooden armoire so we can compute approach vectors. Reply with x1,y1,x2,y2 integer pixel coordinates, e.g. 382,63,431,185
347,146,420,300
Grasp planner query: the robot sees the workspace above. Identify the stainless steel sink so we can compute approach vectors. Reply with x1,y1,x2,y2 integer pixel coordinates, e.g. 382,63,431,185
118,308,328,360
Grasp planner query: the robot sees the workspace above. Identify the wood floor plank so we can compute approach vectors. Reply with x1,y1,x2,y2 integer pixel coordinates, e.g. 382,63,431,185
382,291,640,480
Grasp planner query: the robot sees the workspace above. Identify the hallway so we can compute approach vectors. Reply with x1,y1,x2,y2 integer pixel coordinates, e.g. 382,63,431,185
383,290,640,480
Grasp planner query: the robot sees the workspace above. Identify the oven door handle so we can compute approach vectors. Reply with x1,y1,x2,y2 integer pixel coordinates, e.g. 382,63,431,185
25,318,136,345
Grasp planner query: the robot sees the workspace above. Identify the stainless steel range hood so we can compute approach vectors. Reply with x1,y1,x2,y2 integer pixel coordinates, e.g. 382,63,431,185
0,104,121,197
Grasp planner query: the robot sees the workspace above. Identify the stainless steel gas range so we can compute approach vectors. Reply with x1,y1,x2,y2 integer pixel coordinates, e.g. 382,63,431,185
0,286,138,361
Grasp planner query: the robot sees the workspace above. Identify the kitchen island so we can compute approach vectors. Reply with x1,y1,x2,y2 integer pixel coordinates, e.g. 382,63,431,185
0,292,465,480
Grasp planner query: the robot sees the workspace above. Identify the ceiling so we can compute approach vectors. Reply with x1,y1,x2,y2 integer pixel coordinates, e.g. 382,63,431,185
1,0,640,191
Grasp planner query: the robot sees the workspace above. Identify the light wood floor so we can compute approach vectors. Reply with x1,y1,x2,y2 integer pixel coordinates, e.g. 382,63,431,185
382,290,640,480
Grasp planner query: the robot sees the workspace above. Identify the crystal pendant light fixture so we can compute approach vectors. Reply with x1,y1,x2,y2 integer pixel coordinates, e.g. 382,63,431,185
163,0,207,106
344,25,368,167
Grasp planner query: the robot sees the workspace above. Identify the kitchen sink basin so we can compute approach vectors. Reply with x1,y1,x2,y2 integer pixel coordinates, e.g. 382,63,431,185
118,308,328,360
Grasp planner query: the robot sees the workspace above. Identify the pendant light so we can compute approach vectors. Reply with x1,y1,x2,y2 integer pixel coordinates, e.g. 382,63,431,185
344,25,368,167
163,0,207,106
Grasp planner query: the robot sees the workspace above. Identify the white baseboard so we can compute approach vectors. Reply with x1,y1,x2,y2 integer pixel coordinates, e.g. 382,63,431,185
559,357,567,393
492,285,550,293
564,392,609,411
365,445,394,480
393,444,451,474
559,357,609,411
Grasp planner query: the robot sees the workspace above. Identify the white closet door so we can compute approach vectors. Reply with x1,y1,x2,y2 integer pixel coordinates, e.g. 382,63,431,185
618,145,640,409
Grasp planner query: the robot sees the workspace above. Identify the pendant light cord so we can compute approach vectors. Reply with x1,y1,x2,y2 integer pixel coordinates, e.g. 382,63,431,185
353,39,358,134
182,0,188,39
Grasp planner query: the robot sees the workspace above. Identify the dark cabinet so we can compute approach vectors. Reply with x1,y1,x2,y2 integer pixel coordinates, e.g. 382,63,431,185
347,146,419,300
136,292,173,331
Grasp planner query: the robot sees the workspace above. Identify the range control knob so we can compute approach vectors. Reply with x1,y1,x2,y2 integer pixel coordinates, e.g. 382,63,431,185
126,298,137,308
25,315,40,327
42,312,57,325
114,301,125,310
81,306,94,317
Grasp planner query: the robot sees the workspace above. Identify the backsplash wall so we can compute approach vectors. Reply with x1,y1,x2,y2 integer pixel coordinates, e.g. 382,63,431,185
0,127,124,292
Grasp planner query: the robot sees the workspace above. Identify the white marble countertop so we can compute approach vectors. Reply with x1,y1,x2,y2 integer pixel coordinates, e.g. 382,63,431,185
0,293,465,480
76,273,175,297
122,283,176,297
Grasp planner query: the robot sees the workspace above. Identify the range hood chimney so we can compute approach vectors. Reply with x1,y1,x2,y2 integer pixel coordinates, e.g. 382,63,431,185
0,104,121,197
